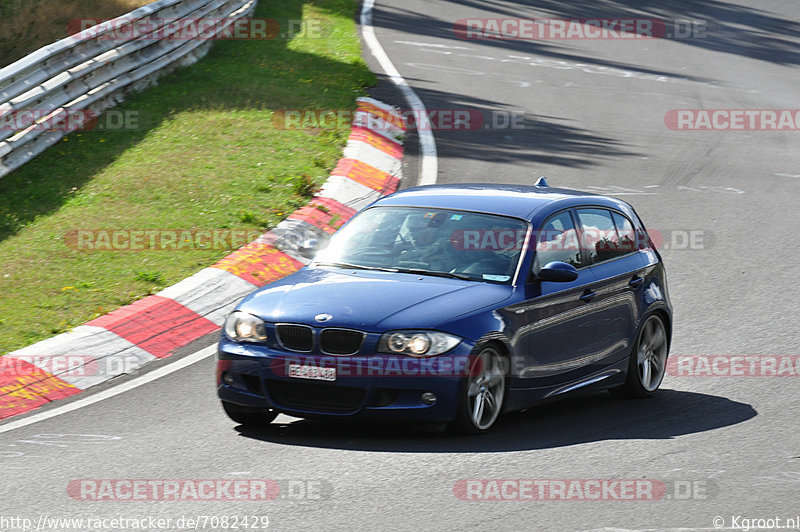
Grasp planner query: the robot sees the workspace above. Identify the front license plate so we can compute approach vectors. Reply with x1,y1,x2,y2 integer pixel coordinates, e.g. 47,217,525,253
288,363,336,382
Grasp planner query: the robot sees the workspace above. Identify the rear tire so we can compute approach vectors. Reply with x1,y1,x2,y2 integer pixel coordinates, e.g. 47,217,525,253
450,345,506,434
221,401,278,427
610,314,669,398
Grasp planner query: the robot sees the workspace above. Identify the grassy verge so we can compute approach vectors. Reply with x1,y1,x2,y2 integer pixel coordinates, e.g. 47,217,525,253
0,0,376,353
0,0,155,67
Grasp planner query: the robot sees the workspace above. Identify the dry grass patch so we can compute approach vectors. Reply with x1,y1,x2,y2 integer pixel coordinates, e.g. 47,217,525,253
0,0,155,67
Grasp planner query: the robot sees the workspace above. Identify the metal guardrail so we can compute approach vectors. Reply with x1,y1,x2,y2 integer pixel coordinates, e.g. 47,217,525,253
0,0,256,179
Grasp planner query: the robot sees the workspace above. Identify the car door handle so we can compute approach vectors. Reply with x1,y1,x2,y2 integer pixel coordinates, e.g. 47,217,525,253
579,290,596,302
629,276,644,288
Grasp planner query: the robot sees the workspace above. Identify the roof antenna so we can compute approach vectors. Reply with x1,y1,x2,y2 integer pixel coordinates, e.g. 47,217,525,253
534,176,549,187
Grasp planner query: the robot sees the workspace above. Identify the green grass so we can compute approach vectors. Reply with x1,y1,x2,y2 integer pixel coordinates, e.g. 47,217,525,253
0,0,376,353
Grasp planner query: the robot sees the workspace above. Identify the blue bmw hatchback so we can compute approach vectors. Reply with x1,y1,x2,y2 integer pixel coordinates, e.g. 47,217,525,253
217,181,672,433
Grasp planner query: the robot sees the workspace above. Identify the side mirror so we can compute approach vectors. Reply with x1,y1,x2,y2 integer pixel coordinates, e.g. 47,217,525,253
535,261,579,282
297,239,320,260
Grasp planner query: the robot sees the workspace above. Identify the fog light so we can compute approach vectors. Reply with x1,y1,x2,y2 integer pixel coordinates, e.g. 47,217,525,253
421,392,437,405
222,372,235,386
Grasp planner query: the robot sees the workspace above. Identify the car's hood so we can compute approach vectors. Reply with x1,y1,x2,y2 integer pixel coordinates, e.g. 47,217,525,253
237,266,512,331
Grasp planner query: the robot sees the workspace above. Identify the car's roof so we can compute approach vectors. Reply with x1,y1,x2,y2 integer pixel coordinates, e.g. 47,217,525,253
374,183,633,221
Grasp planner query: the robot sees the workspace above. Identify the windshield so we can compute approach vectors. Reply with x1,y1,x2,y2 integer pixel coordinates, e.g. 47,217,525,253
314,206,529,284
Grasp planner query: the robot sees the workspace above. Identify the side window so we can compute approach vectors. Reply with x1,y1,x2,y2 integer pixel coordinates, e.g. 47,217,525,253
576,208,630,264
535,211,583,269
612,212,637,253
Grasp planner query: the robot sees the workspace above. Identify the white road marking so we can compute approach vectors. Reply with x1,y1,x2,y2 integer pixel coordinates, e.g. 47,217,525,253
393,40,686,83
361,1,438,185
697,185,745,194
503,79,532,88
504,55,679,82
568,184,746,196
393,40,472,51
0,345,216,435
775,173,800,178
405,62,532,89
405,62,484,75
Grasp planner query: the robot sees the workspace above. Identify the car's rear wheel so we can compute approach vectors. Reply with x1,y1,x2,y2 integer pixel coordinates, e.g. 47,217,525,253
221,401,278,427
611,314,669,398
452,345,506,434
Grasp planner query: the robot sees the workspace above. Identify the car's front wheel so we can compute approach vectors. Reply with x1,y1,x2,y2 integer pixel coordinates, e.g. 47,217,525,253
612,314,669,398
221,401,278,427
452,345,506,434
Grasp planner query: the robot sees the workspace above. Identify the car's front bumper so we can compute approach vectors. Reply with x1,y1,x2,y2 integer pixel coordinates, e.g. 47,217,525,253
216,337,476,422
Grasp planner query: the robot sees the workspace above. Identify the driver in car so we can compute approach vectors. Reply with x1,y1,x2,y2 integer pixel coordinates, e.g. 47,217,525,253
399,212,456,271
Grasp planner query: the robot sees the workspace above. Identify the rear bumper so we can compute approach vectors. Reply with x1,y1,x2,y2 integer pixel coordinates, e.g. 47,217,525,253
216,338,475,422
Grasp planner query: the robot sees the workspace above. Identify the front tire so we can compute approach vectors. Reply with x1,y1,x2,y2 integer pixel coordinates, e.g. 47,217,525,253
611,314,669,398
221,401,278,427
451,345,506,434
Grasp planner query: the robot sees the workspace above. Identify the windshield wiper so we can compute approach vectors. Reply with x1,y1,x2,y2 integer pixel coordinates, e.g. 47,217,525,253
316,262,478,281
315,261,398,272
393,268,477,281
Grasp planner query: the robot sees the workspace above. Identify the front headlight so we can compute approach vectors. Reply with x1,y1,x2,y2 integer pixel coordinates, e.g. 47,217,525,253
378,330,461,357
223,311,267,342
